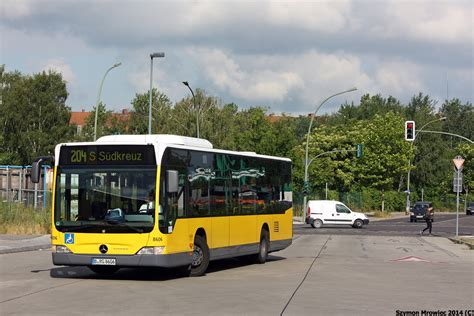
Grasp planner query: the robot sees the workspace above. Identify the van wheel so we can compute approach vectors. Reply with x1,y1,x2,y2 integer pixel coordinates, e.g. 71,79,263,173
312,219,323,228
353,219,363,228
253,229,269,264
190,235,209,277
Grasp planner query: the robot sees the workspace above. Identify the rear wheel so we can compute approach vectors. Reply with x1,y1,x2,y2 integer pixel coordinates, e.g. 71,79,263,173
88,266,120,275
312,219,323,228
253,229,269,264
353,219,363,228
190,235,209,277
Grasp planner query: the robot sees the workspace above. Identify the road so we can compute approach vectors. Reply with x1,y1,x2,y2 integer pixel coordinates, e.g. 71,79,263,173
1,232,473,315
294,213,474,237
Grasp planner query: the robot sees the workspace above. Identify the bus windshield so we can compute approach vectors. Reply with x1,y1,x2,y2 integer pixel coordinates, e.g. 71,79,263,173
54,166,157,233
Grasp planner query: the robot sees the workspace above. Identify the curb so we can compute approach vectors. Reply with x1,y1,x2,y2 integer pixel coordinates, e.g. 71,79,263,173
0,244,51,255
448,237,474,250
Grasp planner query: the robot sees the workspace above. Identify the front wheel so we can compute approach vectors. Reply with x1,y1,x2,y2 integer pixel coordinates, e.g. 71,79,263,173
190,235,210,277
353,219,364,228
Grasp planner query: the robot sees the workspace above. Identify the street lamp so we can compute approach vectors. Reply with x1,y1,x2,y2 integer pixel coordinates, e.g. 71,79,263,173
405,116,447,213
182,81,199,138
148,52,165,135
94,62,122,141
302,87,357,222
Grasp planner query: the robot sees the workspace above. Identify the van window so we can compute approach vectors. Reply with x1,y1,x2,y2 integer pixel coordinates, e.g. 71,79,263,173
336,204,351,213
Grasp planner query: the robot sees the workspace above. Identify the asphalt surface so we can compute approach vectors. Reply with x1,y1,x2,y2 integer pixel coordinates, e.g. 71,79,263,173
1,234,472,315
294,213,474,237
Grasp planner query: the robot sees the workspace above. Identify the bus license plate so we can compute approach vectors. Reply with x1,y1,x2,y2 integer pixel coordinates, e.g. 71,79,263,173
91,258,116,266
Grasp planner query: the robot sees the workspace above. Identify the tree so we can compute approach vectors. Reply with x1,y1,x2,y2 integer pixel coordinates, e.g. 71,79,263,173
129,89,173,135
333,94,403,122
292,111,412,194
0,67,73,165
78,102,111,141
440,99,474,145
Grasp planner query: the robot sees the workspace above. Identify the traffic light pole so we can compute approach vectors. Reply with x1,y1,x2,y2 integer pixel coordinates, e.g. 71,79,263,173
404,117,448,214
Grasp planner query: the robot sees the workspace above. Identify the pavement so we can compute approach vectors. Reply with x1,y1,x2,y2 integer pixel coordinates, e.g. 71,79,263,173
1,233,472,315
0,234,51,254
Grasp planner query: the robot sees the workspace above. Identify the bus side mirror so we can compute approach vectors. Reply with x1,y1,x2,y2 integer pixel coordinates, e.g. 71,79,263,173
166,170,179,193
31,156,54,183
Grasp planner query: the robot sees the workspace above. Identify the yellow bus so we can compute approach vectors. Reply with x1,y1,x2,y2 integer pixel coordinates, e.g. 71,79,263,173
32,135,293,276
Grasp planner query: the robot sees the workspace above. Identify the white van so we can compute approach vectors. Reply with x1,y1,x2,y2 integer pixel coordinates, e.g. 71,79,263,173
305,200,369,228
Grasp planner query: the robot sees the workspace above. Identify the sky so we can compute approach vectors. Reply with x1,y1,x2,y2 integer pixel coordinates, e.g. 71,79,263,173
1,0,473,115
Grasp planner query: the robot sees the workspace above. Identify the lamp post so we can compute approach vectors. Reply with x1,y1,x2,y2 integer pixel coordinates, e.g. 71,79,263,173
405,116,447,213
148,52,165,135
94,62,122,141
302,87,357,222
182,81,199,138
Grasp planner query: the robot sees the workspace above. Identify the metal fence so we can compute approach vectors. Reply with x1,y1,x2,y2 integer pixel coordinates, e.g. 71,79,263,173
292,189,471,215
0,165,53,209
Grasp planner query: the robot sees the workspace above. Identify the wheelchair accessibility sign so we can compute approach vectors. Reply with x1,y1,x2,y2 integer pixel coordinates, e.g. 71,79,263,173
65,233,75,244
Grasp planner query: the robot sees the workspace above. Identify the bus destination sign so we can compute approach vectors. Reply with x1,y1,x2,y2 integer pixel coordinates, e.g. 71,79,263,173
59,145,156,165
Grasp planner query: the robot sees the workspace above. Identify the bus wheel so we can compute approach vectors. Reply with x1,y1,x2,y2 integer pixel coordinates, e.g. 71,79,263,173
254,229,269,264
88,266,120,275
190,235,209,277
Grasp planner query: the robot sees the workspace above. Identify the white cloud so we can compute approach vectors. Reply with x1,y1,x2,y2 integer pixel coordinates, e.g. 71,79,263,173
266,1,351,33
372,1,472,44
372,61,424,96
1,0,32,19
42,58,76,84
1,0,472,113
190,48,304,103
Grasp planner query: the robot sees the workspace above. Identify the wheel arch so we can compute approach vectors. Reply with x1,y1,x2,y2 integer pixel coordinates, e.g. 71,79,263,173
195,227,207,241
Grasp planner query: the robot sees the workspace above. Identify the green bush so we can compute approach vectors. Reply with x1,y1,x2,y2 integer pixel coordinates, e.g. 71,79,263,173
0,202,51,234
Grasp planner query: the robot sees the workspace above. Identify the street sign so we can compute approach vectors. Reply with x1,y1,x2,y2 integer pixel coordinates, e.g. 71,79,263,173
356,144,363,158
453,171,463,193
453,155,464,170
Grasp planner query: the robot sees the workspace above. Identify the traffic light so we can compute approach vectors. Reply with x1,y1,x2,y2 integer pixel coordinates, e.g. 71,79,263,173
405,121,415,141
303,181,309,196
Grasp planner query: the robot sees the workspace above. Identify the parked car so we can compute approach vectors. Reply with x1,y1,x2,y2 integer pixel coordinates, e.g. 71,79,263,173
466,202,474,215
410,201,433,222
305,200,369,228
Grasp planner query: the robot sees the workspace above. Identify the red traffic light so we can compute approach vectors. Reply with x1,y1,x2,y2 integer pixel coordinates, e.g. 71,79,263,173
405,120,415,141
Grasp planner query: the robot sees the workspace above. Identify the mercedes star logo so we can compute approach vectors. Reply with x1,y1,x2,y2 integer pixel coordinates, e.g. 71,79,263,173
99,244,108,254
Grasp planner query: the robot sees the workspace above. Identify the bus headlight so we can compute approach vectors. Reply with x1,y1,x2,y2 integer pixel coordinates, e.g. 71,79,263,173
53,245,72,253
137,247,165,255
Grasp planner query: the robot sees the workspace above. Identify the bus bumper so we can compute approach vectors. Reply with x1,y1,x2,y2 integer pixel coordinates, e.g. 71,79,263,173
52,251,193,268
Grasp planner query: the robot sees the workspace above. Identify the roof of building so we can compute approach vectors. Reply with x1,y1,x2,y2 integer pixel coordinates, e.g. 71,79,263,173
69,110,91,126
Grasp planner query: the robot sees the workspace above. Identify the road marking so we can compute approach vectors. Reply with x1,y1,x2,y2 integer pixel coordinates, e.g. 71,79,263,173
280,235,331,316
389,256,431,263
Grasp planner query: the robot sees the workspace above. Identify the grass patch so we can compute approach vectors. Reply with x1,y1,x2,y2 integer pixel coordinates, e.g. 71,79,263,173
0,202,50,234
371,211,392,218
450,237,474,250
